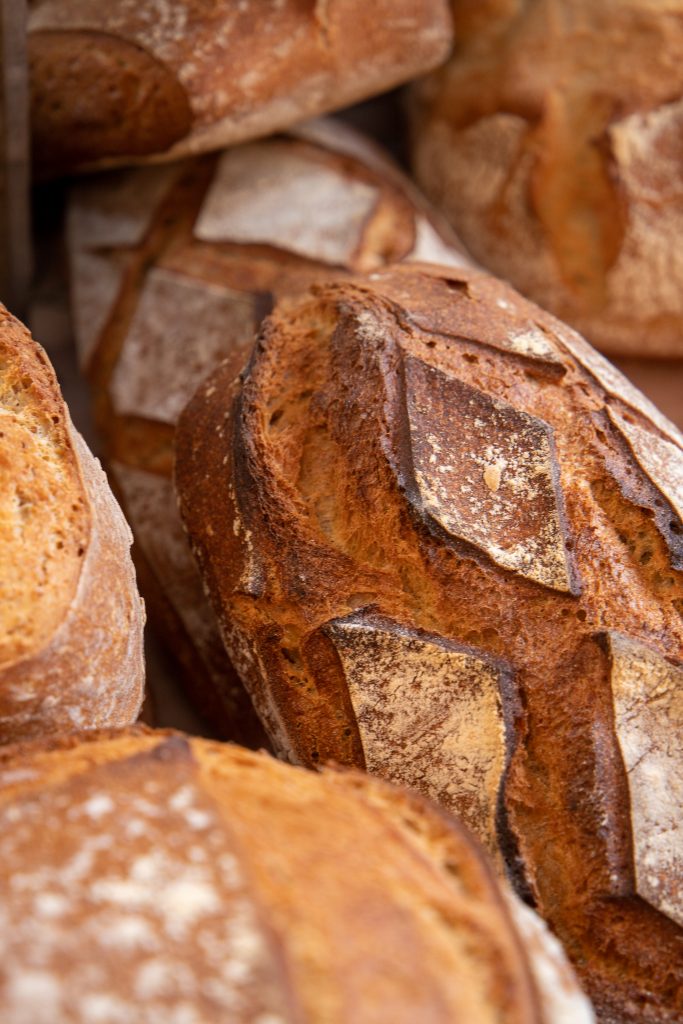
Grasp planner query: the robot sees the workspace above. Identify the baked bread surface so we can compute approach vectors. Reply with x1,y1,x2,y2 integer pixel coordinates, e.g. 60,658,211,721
67,121,468,740
0,726,593,1023
410,0,683,357
0,307,145,741
176,263,683,1021
29,0,453,174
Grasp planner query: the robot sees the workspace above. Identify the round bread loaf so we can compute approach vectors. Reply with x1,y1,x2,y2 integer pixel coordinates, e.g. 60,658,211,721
176,263,683,1022
67,120,469,741
0,306,145,742
0,726,594,1023
409,0,683,358
29,0,453,175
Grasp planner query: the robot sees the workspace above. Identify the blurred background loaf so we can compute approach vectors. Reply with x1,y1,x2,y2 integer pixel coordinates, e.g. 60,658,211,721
410,0,683,360
0,726,594,1024
0,307,145,742
66,118,469,738
29,0,453,175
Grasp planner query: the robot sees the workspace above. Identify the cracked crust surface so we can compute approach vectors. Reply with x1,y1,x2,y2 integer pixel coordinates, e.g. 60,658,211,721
67,122,469,742
0,308,145,742
0,726,593,1023
29,0,453,174
176,263,683,1022
410,0,683,357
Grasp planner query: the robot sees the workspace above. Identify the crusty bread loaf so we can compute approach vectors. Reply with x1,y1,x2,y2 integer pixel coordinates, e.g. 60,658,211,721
0,306,145,741
176,262,683,1022
29,0,453,175
67,120,469,740
0,726,594,1023
409,0,683,358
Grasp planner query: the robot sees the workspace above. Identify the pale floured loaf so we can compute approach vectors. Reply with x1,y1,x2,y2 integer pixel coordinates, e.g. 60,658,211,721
0,306,145,741
409,0,683,358
67,120,470,741
0,726,594,1023
29,0,453,175
176,263,683,1022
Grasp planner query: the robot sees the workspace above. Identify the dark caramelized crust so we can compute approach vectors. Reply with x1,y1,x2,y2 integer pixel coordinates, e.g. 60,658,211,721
0,727,593,1023
67,123,469,743
176,263,683,1022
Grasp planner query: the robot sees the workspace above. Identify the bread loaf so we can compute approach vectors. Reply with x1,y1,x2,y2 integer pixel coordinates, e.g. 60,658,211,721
67,120,469,740
176,262,683,1022
409,0,683,358
0,726,594,1023
29,0,453,175
0,306,145,742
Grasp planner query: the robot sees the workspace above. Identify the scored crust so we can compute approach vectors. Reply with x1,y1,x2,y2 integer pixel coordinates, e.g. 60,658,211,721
29,0,453,174
0,307,145,742
409,0,683,358
0,726,593,1023
67,120,469,741
175,262,683,1022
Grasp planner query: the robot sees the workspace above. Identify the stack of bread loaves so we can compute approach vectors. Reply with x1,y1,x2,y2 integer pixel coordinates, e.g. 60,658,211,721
66,117,469,739
2,0,681,1020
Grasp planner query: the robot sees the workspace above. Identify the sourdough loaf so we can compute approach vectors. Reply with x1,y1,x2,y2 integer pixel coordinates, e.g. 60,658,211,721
0,306,145,742
29,0,452,175
176,263,683,1022
67,120,469,740
409,0,683,358
0,726,594,1023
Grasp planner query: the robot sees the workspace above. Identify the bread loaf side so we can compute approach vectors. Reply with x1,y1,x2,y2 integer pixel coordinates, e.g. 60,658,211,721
0,307,145,741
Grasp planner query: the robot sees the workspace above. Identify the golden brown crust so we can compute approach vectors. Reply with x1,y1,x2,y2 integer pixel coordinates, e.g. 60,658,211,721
30,0,453,174
67,123,469,741
0,727,593,1023
0,307,145,742
175,263,683,1022
410,0,683,358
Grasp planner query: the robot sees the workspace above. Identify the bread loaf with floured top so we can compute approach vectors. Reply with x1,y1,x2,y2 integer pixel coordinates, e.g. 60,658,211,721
0,726,594,1023
176,263,683,1022
0,306,145,742
29,0,453,175
67,119,469,741
409,0,683,358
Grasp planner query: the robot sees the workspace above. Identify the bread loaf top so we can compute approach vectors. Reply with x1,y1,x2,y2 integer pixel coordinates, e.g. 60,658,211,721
0,726,594,1023
29,0,453,174
0,307,145,741
175,262,683,1021
409,0,683,357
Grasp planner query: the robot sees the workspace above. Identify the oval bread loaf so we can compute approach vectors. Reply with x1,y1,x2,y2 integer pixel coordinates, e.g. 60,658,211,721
409,0,683,358
29,0,453,175
175,263,683,1022
67,120,469,740
0,726,594,1024
0,306,145,741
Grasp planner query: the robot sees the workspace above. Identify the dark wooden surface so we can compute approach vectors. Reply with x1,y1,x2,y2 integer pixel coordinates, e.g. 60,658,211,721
0,0,31,317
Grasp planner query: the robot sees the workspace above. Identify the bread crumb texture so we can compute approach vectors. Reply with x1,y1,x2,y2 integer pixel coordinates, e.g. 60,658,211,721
0,728,594,1023
174,263,683,1022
